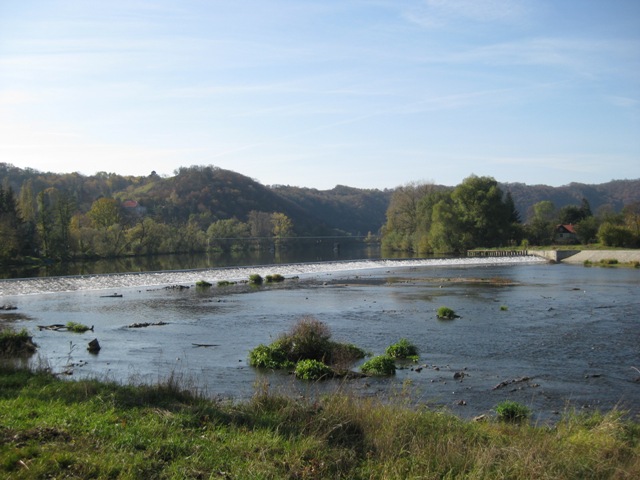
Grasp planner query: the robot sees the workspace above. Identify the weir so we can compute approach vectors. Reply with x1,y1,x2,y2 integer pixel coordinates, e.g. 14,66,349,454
467,250,531,257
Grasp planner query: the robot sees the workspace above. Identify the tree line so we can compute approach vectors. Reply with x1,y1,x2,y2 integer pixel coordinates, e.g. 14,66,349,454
381,175,640,253
0,181,294,264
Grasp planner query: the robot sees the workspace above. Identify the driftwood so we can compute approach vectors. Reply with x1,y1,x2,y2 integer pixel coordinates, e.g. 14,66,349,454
100,293,123,298
192,343,219,348
128,321,168,328
38,324,94,332
493,376,531,390
1,304,18,310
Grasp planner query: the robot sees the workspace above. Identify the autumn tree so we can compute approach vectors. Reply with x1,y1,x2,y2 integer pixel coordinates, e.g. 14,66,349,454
88,198,121,229
271,212,293,238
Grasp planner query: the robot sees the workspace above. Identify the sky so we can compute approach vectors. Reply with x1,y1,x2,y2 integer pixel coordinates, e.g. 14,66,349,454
0,0,639,190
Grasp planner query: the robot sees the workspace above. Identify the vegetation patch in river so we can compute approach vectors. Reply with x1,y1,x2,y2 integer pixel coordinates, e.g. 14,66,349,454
248,316,367,377
0,327,37,356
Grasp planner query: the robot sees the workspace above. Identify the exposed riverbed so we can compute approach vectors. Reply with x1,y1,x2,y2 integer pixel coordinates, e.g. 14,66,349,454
1,256,638,424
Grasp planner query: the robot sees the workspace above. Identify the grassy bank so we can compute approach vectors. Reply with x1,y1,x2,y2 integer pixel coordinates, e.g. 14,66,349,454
1,366,638,479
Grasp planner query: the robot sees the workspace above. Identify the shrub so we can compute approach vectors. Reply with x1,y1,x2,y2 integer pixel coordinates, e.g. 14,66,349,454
66,322,92,333
361,355,396,376
330,342,367,368
265,274,285,283
196,280,212,288
500,305,508,311
0,328,37,356
217,280,236,287
294,359,334,380
248,344,293,369
600,258,618,265
249,274,263,285
495,400,531,423
248,317,366,374
276,316,333,362
385,338,419,361
437,306,457,320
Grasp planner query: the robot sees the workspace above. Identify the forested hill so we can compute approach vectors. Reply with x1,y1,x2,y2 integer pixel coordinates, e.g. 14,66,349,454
1,163,638,235
501,179,640,222
0,163,391,236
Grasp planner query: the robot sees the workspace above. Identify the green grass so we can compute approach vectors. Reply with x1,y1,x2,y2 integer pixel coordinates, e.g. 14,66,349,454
437,306,458,320
2,365,637,479
495,400,531,423
65,322,92,333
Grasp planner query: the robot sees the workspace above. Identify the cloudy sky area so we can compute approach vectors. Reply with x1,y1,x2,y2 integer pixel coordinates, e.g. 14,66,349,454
0,0,638,189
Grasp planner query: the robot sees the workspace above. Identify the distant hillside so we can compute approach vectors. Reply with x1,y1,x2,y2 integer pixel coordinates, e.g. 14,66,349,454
501,179,640,222
272,184,392,235
1,163,638,233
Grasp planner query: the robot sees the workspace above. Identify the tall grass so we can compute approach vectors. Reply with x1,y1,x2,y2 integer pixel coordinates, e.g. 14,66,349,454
1,364,638,479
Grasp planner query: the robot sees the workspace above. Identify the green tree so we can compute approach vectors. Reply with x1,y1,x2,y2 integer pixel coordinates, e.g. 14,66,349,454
88,198,121,229
248,210,273,237
450,175,514,249
526,201,557,245
0,185,21,261
271,212,293,238
382,182,436,252
574,216,599,245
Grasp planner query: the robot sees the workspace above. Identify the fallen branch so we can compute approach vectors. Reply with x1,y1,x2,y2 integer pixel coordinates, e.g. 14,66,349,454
192,343,219,348
493,376,531,390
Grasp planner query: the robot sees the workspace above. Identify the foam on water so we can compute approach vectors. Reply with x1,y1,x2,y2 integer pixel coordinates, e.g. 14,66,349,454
0,256,545,297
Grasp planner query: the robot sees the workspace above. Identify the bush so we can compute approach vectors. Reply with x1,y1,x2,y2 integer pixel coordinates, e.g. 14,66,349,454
500,305,508,311
196,280,212,287
294,359,334,380
217,280,236,287
437,306,457,320
278,316,333,362
361,355,396,376
600,258,619,265
385,339,418,361
0,328,37,356
248,344,294,369
248,317,367,374
265,274,285,283
495,400,531,423
249,274,263,285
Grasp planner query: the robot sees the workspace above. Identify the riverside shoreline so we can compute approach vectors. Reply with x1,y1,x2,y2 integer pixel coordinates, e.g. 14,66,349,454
557,249,640,264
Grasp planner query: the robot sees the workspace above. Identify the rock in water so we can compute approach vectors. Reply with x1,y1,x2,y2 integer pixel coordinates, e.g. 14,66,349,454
88,339,101,353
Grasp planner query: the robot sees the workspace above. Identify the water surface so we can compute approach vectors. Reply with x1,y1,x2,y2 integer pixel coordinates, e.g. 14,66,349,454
2,257,638,423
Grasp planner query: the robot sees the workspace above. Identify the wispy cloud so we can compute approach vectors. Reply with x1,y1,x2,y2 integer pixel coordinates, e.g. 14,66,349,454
404,0,530,28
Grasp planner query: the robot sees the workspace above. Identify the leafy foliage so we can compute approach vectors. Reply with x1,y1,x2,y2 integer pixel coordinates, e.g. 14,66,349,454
294,359,334,380
361,355,396,375
248,317,365,374
495,400,531,423
385,338,419,360
437,306,457,320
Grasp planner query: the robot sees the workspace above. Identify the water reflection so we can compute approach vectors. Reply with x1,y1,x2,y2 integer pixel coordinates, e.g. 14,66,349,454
1,242,392,279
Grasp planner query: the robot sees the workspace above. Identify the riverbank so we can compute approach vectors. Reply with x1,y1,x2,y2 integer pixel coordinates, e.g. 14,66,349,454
1,365,638,479
558,249,640,264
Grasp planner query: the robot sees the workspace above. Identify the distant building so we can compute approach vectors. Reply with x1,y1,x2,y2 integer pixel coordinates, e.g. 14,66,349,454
555,224,577,244
122,199,146,217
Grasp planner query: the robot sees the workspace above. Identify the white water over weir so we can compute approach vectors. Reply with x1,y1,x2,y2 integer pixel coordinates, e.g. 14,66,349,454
0,256,545,297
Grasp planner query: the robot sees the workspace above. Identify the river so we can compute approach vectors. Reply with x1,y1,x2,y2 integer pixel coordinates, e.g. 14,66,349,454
1,254,639,424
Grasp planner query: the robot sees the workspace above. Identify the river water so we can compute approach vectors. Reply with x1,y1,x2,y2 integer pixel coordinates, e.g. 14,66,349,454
1,255,639,423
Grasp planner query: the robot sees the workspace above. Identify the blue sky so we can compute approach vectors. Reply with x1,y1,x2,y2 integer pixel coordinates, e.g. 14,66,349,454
1,0,638,189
